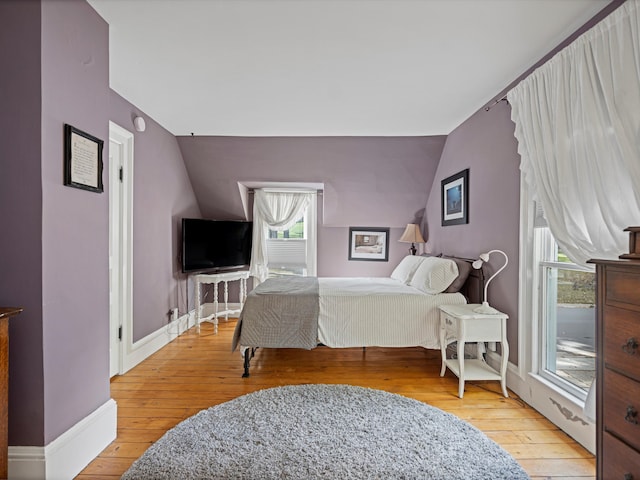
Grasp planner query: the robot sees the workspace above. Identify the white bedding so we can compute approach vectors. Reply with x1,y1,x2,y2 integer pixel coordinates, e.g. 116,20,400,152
317,277,466,349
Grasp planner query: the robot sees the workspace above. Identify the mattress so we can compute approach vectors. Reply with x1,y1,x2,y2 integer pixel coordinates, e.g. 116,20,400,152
317,277,466,349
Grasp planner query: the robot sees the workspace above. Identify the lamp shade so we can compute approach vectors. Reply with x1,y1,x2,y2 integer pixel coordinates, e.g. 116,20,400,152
399,224,425,244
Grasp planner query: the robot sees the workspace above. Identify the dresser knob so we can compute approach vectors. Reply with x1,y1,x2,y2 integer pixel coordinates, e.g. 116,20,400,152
625,406,639,425
622,337,638,355
624,474,633,480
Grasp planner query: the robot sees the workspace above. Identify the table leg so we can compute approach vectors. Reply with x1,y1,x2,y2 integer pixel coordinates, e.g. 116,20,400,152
240,278,246,309
223,280,229,322
439,321,447,377
457,340,465,398
500,321,510,397
213,282,219,335
195,279,202,334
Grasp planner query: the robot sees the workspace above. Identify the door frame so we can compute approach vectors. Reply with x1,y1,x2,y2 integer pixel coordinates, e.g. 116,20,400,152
109,121,134,377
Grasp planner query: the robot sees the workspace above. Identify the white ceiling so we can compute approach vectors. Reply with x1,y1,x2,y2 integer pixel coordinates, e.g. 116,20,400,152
88,0,609,137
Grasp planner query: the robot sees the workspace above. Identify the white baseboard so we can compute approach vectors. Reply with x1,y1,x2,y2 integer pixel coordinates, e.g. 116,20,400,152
10,307,238,479
201,302,241,320
122,312,191,373
484,351,595,454
9,399,117,480
121,305,238,374
517,373,595,454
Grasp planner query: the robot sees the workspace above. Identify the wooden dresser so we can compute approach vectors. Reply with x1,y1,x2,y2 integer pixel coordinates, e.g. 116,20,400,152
591,259,640,479
0,307,21,480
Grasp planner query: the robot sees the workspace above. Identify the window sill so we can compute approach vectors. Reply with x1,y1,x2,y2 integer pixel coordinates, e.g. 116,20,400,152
528,372,587,408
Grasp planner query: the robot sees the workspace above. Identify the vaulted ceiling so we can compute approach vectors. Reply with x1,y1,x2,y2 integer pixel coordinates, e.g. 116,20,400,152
88,0,609,137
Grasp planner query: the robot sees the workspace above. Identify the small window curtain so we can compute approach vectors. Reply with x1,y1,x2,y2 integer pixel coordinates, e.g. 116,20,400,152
508,0,640,267
249,190,312,282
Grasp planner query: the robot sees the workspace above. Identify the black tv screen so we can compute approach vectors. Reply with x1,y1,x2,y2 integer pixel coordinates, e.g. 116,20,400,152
181,218,252,273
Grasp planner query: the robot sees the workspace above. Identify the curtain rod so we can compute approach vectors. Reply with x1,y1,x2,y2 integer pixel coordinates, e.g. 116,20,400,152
484,96,509,112
248,188,323,195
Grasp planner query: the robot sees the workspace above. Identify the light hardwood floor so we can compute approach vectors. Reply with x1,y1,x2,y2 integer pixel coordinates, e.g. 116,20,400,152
76,319,595,479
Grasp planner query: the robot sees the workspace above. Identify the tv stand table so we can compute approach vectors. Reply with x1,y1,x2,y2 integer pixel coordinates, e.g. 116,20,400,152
193,270,250,334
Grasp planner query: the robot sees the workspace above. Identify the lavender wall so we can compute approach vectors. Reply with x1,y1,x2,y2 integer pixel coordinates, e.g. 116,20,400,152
1,0,200,448
316,206,418,277
177,136,444,277
0,0,46,446
178,136,444,226
423,102,521,362
109,93,201,341
40,0,111,444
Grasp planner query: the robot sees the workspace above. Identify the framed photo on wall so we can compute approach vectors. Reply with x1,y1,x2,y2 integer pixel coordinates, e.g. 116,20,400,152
64,123,104,193
348,227,390,261
441,168,469,226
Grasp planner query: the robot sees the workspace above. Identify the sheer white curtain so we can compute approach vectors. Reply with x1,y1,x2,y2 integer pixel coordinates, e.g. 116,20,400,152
508,0,640,267
249,190,312,282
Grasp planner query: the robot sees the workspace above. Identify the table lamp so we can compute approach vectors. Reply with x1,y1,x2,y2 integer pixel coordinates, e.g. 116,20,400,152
399,224,425,255
472,249,508,314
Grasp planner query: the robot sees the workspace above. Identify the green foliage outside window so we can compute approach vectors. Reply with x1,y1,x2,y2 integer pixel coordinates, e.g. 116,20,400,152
269,219,304,239
554,248,595,304
557,269,595,305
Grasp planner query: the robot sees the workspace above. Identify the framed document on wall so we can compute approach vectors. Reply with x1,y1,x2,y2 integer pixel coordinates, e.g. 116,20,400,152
64,124,104,193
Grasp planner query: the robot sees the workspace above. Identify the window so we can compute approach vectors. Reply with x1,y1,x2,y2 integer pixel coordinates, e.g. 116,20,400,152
519,184,596,452
265,196,317,278
536,226,596,401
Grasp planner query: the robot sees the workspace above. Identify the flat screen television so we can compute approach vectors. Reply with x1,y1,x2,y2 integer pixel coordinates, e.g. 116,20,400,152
181,218,252,273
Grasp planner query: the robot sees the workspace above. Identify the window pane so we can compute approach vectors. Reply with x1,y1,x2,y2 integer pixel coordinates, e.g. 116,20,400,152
268,218,305,239
268,266,307,278
556,246,572,263
544,267,596,392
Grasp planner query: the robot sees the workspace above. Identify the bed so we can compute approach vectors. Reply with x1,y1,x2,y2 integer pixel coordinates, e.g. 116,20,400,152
232,255,485,377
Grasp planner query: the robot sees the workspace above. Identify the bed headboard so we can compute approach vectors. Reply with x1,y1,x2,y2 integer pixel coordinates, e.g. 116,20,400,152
446,256,485,305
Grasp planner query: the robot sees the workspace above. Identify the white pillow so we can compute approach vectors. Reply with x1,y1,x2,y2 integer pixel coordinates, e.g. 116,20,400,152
390,255,426,284
409,257,459,294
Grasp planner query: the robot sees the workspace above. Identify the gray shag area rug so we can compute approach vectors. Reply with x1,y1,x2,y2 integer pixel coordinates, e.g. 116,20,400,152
121,384,529,479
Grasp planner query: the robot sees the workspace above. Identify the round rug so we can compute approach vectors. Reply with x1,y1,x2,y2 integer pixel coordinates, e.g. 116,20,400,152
121,384,529,479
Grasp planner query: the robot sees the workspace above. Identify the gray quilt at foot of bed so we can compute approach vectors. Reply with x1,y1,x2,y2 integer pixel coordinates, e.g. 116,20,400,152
231,276,319,351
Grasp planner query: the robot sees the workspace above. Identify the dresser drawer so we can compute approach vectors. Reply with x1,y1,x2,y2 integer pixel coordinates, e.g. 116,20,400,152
602,432,640,480
606,267,640,309
603,369,640,452
604,306,640,380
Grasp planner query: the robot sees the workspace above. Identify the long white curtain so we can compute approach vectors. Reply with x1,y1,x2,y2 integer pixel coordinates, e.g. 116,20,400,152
249,190,312,282
508,0,640,266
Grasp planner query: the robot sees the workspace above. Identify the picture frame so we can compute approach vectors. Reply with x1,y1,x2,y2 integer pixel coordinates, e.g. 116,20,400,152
64,123,104,193
348,227,390,262
441,168,469,226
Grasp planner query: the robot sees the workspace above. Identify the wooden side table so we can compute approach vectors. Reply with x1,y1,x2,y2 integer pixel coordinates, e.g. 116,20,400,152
438,303,509,398
0,307,22,480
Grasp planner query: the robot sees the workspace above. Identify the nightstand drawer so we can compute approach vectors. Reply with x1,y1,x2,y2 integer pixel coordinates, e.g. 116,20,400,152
602,432,640,480
604,305,640,381
603,369,640,452
441,313,502,341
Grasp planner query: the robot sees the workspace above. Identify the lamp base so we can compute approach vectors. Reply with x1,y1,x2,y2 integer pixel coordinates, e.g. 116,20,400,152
409,243,417,255
473,302,501,315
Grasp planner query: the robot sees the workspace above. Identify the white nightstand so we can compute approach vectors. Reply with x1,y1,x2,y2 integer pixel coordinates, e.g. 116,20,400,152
438,303,509,398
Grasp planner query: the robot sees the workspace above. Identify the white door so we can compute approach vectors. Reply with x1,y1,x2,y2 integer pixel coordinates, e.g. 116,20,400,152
109,123,134,377
109,139,121,377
